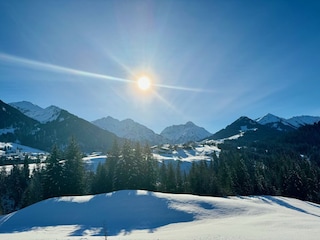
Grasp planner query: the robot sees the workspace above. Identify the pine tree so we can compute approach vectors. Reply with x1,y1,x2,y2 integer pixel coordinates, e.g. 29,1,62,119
133,142,143,188
22,164,44,207
0,167,7,214
175,161,183,192
114,140,132,190
142,144,158,191
107,139,120,191
43,145,63,198
61,138,85,196
7,164,25,210
91,162,109,194
166,162,176,193
158,161,167,192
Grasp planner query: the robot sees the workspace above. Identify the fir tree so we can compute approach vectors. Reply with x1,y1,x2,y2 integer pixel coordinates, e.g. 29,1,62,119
43,145,63,198
61,137,85,195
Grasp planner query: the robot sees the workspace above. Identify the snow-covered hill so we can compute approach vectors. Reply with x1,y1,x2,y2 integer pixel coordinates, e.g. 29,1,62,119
92,116,167,145
256,113,320,131
9,101,61,123
0,190,319,240
287,115,320,128
160,121,212,144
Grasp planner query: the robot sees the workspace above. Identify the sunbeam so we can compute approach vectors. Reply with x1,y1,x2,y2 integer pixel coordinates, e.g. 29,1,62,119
152,90,185,118
0,52,212,93
0,53,133,84
154,83,214,93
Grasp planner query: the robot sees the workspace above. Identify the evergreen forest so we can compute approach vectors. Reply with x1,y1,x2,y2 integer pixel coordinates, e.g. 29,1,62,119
1,123,320,215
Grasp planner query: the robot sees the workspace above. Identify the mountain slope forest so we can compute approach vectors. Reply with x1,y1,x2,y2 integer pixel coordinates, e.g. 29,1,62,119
1,122,320,214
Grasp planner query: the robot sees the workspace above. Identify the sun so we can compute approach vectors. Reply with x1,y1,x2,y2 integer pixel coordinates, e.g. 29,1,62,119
137,76,151,91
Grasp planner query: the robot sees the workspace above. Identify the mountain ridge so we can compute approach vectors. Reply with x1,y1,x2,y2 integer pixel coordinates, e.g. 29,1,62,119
2,100,320,147
1,100,120,152
9,101,61,124
256,113,320,131
160,121,212,144
92,116,167,145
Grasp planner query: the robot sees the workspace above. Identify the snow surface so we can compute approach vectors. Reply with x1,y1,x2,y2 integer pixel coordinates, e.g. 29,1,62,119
0,142,46,154
153,143,219,163
9,101,61,123
0,190,319,240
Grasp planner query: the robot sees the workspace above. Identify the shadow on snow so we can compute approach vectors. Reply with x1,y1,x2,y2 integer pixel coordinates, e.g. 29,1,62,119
0,190,194,236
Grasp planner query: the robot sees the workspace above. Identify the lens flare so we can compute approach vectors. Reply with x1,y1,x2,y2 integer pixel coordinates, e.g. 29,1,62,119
137,76,151,91
0,52,213,93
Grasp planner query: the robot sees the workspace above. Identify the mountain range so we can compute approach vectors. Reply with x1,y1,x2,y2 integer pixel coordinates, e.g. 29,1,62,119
1,99,320,151
209,114,320,143
0,100,119,152
92,117,212,144
256,113,320,131
92,116,167,145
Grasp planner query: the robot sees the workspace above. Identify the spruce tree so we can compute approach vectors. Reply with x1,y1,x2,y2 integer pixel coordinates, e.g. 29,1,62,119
144,144,158,191
61,138,85,196
91,162,109,194
43,145,63,198
107,139,120,191
22,164,43,207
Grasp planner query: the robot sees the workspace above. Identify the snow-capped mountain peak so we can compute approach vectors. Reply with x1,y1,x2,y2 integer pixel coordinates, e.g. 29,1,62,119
9,101,61,123
256,113,284,125
287,115,320,128
256,113,320,131
160,121,212,144
92,116,167,144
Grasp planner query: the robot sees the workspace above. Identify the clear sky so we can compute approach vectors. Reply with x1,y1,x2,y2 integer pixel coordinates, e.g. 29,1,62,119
1,0,320,134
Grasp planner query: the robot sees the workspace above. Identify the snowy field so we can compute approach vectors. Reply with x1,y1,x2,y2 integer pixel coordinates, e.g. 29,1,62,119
0,190,319,240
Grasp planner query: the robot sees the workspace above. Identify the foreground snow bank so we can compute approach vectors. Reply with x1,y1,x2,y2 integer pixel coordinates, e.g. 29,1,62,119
0,190,320,240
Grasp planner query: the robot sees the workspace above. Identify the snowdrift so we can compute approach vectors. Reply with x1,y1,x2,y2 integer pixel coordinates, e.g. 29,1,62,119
1,190,320,239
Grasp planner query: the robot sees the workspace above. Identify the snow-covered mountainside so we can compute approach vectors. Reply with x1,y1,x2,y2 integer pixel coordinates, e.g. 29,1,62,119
9,101,61,123
256,113,285,125
150,141,220,171
256,113,295,131
0,190,319,240
257,113,320,131
287,115,320,128
209,116,271,141
1,100,119,152
92,116,167,145
160,121,212,144
152,142,219,163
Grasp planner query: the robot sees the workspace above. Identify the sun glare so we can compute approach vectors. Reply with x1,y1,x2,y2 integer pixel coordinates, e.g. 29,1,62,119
137,76,151,91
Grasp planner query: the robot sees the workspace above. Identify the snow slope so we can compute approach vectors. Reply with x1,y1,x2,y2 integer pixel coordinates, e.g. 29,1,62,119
9,101,61,123
0,142,46,155
0,190,319,240
153,142,219,164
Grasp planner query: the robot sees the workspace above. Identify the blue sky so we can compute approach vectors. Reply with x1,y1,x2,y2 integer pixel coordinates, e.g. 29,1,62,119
1,0,320,133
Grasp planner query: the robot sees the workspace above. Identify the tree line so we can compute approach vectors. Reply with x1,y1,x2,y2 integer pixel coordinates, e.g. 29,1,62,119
1,137,320,215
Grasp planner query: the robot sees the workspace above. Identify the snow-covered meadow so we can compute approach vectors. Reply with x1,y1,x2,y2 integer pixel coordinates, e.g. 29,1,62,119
0,190,319,240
